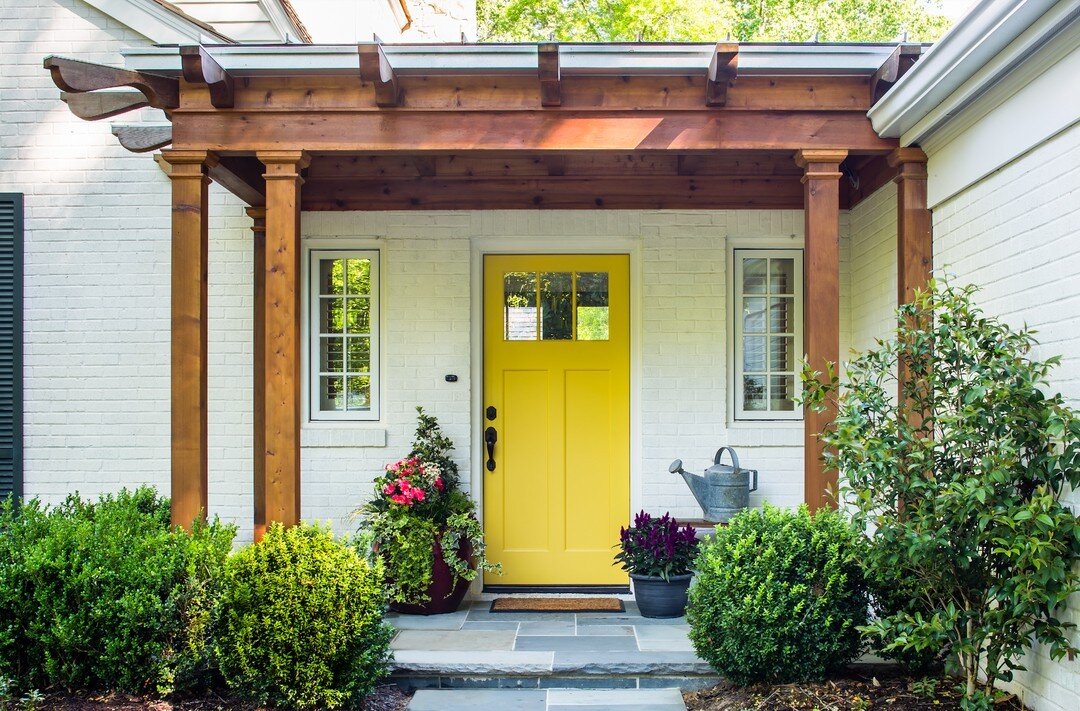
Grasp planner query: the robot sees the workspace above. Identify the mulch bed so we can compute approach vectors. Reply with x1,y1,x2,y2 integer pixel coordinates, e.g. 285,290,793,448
33,684,411,711
683,669,1027,710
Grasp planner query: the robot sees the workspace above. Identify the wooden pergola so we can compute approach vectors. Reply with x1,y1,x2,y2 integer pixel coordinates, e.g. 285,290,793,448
45,41,931,534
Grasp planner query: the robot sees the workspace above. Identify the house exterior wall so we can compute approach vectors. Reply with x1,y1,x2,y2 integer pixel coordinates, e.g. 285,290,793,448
848,182,897,353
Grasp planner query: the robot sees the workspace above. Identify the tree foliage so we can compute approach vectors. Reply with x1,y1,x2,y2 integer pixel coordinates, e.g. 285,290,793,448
801,279,1080,709
478,0,953,43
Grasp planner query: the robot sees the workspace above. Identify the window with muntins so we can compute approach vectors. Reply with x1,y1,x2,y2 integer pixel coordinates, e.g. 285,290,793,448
309,250,379,421
733,249,803,421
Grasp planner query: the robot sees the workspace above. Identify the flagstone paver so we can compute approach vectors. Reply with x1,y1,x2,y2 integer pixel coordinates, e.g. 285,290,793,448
392,629,517,651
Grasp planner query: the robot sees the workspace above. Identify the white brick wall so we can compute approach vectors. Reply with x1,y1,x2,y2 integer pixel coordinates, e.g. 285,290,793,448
849,182,897,353
931,121,1080,711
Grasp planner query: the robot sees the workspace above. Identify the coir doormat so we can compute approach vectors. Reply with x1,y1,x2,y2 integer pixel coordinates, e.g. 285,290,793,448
489,597,625,613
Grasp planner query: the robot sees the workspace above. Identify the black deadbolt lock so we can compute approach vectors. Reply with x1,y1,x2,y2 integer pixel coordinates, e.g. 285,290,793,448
486,406,497,421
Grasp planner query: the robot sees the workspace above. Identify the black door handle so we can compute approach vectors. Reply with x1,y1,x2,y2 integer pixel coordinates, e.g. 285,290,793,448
484,426,497,472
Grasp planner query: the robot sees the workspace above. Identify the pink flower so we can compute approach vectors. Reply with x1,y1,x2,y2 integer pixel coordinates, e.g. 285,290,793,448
383,483,395,495
390,494,408,505
435,477,444,491
413,488,425,501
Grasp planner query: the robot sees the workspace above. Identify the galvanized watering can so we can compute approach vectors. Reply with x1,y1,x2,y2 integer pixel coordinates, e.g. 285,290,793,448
669,447,758,524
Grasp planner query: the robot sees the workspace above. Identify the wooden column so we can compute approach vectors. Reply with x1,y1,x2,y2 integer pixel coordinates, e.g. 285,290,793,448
795,149,847,511
889,147,932,306
246,207,268,541
256,151,309,528
162,149,218,529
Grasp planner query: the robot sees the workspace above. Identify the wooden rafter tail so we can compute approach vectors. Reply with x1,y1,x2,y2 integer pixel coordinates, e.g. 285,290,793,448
61,90,148,121
112,125,173,153
870,44,923,103
358,42,401,108
706,43,739,107
44,56,179,110
539,43,561,107
180,45,234,109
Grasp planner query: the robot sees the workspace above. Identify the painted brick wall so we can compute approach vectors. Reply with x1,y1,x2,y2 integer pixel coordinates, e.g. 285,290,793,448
849,182,898,353
0,0,253,534
931,121,1080,711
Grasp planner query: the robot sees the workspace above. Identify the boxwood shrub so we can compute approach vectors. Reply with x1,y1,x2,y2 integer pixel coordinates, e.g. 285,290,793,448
214,522,394,710
0,488,235,694
687,504,869,684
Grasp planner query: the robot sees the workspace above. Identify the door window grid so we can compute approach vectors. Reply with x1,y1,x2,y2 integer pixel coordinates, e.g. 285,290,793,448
503,271,609,341
734,249,803,421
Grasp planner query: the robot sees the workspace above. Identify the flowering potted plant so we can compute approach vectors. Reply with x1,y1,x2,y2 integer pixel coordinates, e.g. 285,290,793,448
615,511,698,618
356,407,499,614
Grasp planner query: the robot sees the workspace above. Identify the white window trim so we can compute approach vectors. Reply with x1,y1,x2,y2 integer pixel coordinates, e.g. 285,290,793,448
307,249,381,422
732,248,804,422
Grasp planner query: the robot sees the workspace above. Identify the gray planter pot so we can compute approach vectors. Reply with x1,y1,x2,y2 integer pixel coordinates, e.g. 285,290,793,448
630,572,693,618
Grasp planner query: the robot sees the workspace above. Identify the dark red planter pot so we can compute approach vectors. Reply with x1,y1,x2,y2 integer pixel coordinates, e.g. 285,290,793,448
390,537,474,615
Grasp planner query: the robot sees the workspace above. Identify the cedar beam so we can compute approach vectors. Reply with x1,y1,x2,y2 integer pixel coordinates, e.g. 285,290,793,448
61,89,147,120
214,157,266,207
358,43,401,108
257,150,309,528
889,147,932,306
180,45,234,109
539,43,561,107
112,124,172,153
706,43,739,107
247,207,268,542
162,149,218,530
44,56,179,110
870,44,922,103
796,148,846,511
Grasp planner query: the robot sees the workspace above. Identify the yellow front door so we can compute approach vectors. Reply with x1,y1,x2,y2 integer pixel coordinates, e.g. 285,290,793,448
483,254,630,586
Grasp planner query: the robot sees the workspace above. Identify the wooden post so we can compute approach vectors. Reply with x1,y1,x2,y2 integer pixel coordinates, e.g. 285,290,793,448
257,151,309,528
889,147,932,307
247,207,268,541
795,149,847,511
162,149,218,529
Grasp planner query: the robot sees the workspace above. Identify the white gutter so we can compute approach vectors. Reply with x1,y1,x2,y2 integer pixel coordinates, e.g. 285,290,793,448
868,0,1080,141
121,42,902,77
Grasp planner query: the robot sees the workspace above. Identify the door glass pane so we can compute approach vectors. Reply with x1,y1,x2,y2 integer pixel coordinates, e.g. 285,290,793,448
770,375,795,411
769,336,794,372
769,258,795,295
576,272,609,341
345,258,371,296
743,297,766,333
742,258,767,294
320,376,344,411
346,336,370,373
540,272,573,340
769,297,794,333
320,297,344,333
504,272,537,340
346,376,371,411
743,375,767,411
345,298,371,334
743,336,766,372
319,336,343,373
319,259,345,295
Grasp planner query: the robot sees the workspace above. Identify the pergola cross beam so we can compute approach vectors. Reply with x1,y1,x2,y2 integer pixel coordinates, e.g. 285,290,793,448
358,42,402,108
706,43,739,107
44,56,179,110
539,43,561,107
180,46,234,109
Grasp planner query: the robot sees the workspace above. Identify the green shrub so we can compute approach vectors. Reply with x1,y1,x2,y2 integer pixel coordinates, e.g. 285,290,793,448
214,522,394,710
0,488,235,694
687,504,869,684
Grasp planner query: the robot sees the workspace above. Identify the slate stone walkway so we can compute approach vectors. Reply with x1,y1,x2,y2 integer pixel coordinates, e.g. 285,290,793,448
387,599,718,708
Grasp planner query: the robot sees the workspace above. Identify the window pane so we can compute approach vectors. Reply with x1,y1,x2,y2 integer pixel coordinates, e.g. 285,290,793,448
770,375,796,411
743,336,766,372
769,297,794,333
769,336,794,372
346,258,371,296
504,272,537,341
346,336,370,373
540,272,573,340
319,336,343,373
576,272,609,341
742,258,767,294
743,297,767,333
319,376,344,411
345,298,371,334
743,375,767,411
346,376,371,411
319,259,345,296
320,297,344,333
769,258,795,295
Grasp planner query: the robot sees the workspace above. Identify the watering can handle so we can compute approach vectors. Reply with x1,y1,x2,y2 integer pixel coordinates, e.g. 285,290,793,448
713,446,740,470
749,469,758,493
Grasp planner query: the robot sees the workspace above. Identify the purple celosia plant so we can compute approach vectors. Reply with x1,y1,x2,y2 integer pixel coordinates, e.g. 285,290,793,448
614,511,698,581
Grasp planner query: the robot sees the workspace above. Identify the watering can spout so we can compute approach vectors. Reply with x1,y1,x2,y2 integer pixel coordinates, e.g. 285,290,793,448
669,459,709,511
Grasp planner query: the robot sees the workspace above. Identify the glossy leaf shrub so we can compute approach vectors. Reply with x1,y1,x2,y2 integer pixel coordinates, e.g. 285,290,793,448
802,279,1080,708
687,504,869,684
614,511,698,580
214,522,393,710
0,488,234,694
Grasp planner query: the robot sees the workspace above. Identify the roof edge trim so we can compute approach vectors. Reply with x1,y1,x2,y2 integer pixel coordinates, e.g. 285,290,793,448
81,0,233,44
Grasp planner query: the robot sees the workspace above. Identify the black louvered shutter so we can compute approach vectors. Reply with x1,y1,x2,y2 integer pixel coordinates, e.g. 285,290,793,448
0,194,23,501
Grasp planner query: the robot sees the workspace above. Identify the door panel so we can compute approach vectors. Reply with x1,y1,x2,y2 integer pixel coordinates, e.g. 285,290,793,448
483,254,630,586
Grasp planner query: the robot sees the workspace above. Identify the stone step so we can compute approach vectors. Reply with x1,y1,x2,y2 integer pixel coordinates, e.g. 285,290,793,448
408,687,687,710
